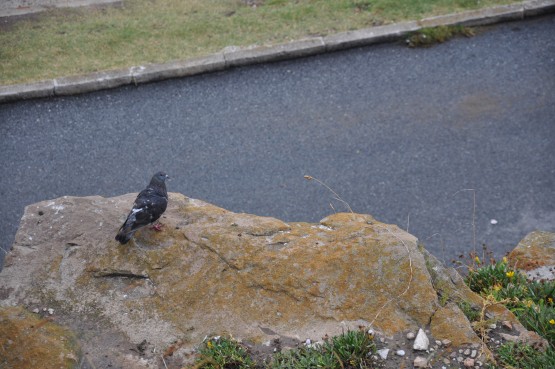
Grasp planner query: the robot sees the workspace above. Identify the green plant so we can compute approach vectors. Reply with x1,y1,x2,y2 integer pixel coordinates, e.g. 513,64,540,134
458,300,480,322
490,342,555,369
195,336,255,369
512,298,555,347
465,258,555,348
406,25,475,47
270,330,376,369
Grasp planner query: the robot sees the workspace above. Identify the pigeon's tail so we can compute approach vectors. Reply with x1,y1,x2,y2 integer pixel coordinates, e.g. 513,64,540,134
115,231,132,244
115,224,134,244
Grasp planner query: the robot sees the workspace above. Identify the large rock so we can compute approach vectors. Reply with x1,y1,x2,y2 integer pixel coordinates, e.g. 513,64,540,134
508,230,555,281
0,193,542,367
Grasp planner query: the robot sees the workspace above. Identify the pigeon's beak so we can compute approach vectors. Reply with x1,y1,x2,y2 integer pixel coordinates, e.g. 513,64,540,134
166,175,171,180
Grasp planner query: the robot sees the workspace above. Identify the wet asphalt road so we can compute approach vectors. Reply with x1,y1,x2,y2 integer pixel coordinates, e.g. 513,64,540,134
1,14,554,268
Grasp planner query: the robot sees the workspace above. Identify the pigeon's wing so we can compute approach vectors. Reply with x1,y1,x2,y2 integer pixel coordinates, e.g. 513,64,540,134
127,188,167,230
115,189,167,243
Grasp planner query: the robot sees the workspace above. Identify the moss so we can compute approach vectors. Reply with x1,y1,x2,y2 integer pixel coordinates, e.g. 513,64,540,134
0,306,80,369
406,25,475,47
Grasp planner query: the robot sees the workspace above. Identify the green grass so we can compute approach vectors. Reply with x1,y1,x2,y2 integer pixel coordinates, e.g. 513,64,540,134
195,330,376,369
1,0,520,85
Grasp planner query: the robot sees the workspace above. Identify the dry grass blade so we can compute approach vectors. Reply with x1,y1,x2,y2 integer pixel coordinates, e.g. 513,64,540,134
304,175,353,213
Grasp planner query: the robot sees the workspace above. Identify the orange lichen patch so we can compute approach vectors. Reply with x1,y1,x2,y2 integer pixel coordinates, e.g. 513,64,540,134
507,231,555,271
0,306,80,369
431,303,483,347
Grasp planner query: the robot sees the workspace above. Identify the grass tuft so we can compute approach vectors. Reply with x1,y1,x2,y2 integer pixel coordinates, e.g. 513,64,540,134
406,25,475,47
194,336,255,369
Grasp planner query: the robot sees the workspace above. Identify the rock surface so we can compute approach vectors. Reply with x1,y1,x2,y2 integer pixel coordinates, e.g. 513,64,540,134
508,230,555,280
0,193,545,368
0,306,79,368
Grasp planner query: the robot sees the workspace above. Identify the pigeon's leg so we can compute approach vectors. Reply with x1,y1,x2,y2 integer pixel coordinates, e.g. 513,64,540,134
150,222,164,231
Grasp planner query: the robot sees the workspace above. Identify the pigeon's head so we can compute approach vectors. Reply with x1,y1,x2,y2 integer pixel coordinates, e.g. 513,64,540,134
152,171,170,183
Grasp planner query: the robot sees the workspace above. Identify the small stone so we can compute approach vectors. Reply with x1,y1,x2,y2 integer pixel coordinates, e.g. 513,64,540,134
489,323,497,329
464,358,475,367
459,349,464,354
377,348,389,360
464,348,471,356
490,219,498,225
502,320,513,330
442,339,452,347
471,350,477,358
457,356,464,362
305,339,311,345
476,360,483,366
379,337,385,343
367,329,374,336
413,328,429,351
406,331,416,340
436,340,442,346
443,358,451,365
47,308,54,315
32,308,39,314
395,349,405,357
471,343,480,349
499,333,519,342
414,356,428,368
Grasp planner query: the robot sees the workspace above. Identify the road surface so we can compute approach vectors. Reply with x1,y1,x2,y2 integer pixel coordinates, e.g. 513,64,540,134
1,14,554,268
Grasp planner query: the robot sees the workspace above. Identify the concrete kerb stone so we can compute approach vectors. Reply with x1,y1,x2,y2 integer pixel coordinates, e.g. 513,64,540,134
131,53,226,85
524,0,555,16
1,0,554,104
323,21,420,51
54,69,132,96
0,80,55,103
223,37,326,67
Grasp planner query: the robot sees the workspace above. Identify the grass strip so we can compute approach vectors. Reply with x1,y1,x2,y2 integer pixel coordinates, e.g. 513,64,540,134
1,0,519,85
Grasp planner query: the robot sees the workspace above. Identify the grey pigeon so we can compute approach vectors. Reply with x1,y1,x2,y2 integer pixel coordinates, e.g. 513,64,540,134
115,171,169,244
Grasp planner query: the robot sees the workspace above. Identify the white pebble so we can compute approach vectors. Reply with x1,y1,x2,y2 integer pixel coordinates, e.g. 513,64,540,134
413,328,429,351
377,348,389,360
406,331,416,340
47,308,54,315
32,308,39,314
490,219,498,225
395,349,406,357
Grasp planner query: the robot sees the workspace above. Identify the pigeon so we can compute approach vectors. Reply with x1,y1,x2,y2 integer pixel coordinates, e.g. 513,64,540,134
115,171,170,244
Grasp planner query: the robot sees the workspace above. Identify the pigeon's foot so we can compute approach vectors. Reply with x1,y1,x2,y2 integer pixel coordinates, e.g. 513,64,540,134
151,223,164,232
